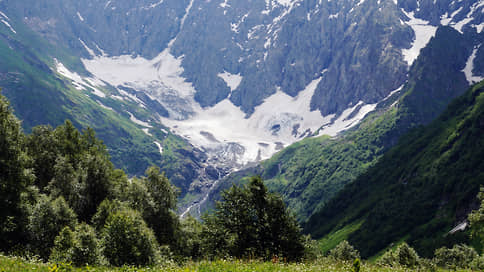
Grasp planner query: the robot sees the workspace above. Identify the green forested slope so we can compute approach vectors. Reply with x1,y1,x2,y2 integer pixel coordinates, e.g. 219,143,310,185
305,81,484,258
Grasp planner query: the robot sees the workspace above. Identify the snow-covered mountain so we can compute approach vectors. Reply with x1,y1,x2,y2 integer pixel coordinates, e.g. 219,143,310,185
0,0,483,213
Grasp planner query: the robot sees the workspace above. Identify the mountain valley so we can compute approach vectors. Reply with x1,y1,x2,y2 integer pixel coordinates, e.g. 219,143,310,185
0,0,483,259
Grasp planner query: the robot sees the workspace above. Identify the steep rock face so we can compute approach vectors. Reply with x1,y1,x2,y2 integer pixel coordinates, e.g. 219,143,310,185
1,0,188,58
2,0,483,117
397,27,474,127
1,0,415,116
171,0,411,115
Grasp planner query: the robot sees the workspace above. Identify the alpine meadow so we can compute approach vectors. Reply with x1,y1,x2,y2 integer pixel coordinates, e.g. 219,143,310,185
1,0,484,271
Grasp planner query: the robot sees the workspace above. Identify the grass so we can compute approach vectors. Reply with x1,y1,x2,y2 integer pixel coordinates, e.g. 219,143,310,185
318,220,364,255
1,255,476,272
367,236,411,263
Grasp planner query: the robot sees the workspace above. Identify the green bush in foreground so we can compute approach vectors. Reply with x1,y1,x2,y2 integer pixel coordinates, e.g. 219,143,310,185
201,176,305,261
433,244,479,270
329,240,360,261
101,208,160,266
27,195,77,259
50,223,103,266
378,242,419,268
469,187,484,248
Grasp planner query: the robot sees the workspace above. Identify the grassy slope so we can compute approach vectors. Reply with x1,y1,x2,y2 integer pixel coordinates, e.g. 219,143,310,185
305,81,484,258
262,106,399,221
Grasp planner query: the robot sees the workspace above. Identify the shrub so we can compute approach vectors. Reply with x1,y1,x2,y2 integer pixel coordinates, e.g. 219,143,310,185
50,223,103,266
377,242,419,268
49,226,75,263
0,91,32,251
433,244,478,269
101,208,160,266
178,215,203,259
329,240,360,261
469,187,484,247
396,242,419,267
302,235,322,261
91,199,128,231
27,195,77,259
470,255,484,270
418,258,438,272
378,247,398,266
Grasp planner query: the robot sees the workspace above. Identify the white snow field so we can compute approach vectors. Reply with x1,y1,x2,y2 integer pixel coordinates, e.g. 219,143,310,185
81,49,377,166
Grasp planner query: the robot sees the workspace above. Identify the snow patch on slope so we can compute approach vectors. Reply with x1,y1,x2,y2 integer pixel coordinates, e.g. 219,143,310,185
159,76,327,165
154,141,163,155
220,0,230,9
142,128,152,136
318,102,377,136
218,71,242,92
0,11,16,34
275,0,297,6
55,60,106,97
83,48,197,120
463,45,484,84
83,47,377,166
97,101,114,112
449,221,467,234
158,75,376,165
440,1,484,33
82,49,195,98
127,111,152,128
79,39,96,57
401,10,437,66
143,0,165,10
77,12,84,22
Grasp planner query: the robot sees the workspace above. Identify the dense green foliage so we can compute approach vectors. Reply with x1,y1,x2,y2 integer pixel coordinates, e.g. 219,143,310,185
0,92,177,265
202,176,305,261
469,187,484,248
0,92,32,250
50,224,103,266
261,110,394,221
328,241,360,261
306,81,484,257
101,208,161,266
433,244,480,270
26,195,77,259
377,243,420,268
0,92,312,266
26,122,115,221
